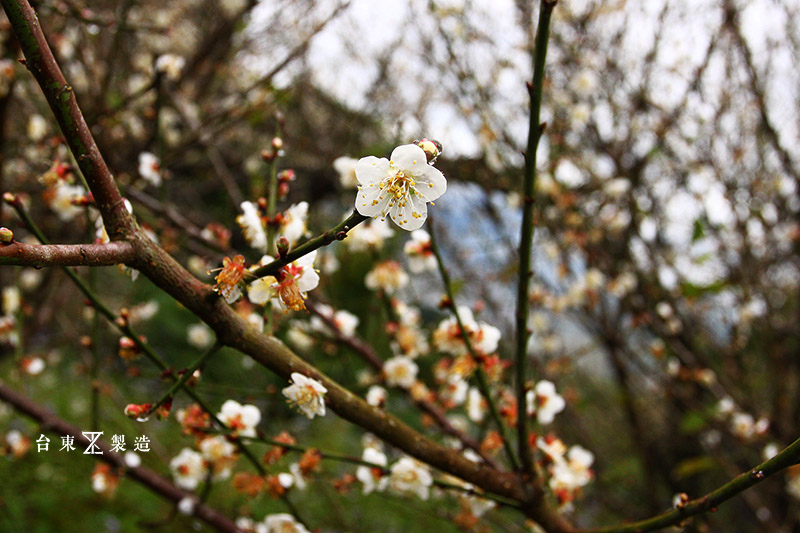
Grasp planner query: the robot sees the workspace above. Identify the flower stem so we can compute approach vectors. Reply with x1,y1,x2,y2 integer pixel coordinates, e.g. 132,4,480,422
146,341,223,418
428,218,520,472
250,210,368,279
515,0,556,475
581,434,800,533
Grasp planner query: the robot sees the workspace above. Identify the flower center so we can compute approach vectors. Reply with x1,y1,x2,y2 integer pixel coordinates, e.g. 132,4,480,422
381,169,416,201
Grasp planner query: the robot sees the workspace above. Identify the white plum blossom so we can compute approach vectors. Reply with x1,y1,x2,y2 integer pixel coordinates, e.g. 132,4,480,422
366,385,388,407
264,513,310,533
199,435,237,480
334,156,359,188
187,323,214,349
282,372,328,419
403,229,437,273
345,218,394,252
27,115,48,142
247,252,319,311
788,469,800,500
138,152,162,186
217,400,261,437
355,144,447,231
433,306,501,356
155,54,185,81
309,303,360,338
237,201,267,250
466,387,487,423
526,380,566,425
383,356,418,389
365,260,408,295
169,448,208,490
356,446,388,494
50,182,86,222
279,202,309,246
2,287,20,315
389,457,433,500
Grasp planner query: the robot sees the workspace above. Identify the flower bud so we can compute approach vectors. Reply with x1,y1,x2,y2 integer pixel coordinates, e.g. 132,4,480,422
0,227,14,243
271,137,284,151
276,237,290,259
124,403,152,420
415,138,442,164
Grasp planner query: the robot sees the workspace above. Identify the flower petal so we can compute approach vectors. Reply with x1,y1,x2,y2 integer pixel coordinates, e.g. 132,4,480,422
411,165,447,202
355,156,390,186
390,144,427,170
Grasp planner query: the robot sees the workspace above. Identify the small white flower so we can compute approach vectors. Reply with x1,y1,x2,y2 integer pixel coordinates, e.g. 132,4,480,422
124,451,141,468
187,323,214,349
217,400,261,437
248,252,319,311
355,144,447,231
366,385,388,407
466,387,486,423
526,380,566,425
282,373,328,419
356,446,388,494
177,496,196,515
155,54,185,81
334,156,359,188
138,152,162,186
389,457,433,500
22,357,46,376
169,448,208,490
28,115,49,142
263,513,310,533
365,261,408,295
199,435,237,481
279,202,309,246
383,356,418,389
50,182,86,222
237,201,267,250
345,218,394,252
403,230,437,273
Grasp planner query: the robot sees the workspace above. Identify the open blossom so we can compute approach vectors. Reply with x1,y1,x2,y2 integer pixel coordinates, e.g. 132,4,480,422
279,202,309,246
187,323,214,349
199,435,237,480
264,513,310,533
170,448,208,490
365,260,408,294
433,306,501,356
217,399,261,437
247,252,319,311
213,255,247,304
91,464,120,497
384,355,419,389
334,156,359,188
389,457,433,500
356,446,388,494
366,385,388,407
403,230,437,273
282,372,328,419
138,152,162,186
309,303,360,337
526,380,566,425
237,201,267,250
155,54,185,81
355,144,447,231
345,218,394,251
49,182,86,222
28,114,49,142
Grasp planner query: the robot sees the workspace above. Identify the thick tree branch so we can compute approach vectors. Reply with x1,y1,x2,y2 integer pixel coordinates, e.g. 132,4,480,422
1,0,135,237
0,380,240,533
0,241,135,267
